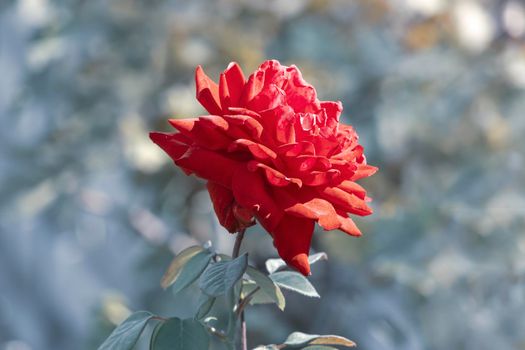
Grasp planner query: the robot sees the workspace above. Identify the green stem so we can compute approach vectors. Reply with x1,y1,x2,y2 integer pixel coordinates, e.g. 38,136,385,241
232,229,247,350
236,286,260,317
232,228,245,258
240,311,247,350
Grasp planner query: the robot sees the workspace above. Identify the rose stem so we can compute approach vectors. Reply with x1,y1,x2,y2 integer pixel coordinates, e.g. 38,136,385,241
232,228,247,350
232,228,245,259
240,312,247,350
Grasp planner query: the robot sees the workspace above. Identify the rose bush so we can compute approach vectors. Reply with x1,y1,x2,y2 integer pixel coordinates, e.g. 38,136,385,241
151,60,376,275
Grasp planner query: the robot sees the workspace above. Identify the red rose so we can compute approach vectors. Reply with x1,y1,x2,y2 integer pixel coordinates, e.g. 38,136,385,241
151,60,377,275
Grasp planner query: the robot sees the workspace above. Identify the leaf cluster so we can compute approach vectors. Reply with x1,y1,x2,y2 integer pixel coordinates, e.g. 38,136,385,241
97,244,353,349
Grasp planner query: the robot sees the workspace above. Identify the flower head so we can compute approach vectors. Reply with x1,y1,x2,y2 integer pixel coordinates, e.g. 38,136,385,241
151,60,377,275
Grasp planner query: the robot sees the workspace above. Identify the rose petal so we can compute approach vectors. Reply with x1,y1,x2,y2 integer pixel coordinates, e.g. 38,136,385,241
175,147,240,187
240,69,265,106
198,115,229,130
285,197,340,231
232,165,283,231
222,114,264,140
260,106,296,144
227,107,262,119
311,135,341,157
168,118,197,133
330,161,358,181
320,100,343,122
168,117,232,150
271,214,314,276
338,180,367,200
219,62,245,110
259,60,287,87
299,155,331,172
248,83,285,112
284,65,319,112
277,141,316,157
207,181,238,233
351,164,378,181
149,132,191,161
195,65,222,115
337,211,362,237
333,144,363,161
302,169,341,186
318,186,373,216
228,139,277,160
248,161,302,187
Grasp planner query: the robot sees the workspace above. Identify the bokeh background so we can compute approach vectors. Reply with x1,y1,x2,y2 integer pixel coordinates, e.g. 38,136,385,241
1,0,525,349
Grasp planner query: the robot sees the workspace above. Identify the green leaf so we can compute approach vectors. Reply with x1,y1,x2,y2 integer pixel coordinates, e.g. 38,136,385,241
241,279,282,307
246,266,285,311
284,332,356,348
284,332,321,346
265,252,328,274
199,253,248,297
151,317,209,350
307,336,356,347
270,271,320,298
98,311,153,350
149,321,163,350
252,346,280,350
241,280,271,305
265,258,286,274
218,253,232,261
195,294,216,320
308,252,328,266
161,246,204,289
171,250,213,294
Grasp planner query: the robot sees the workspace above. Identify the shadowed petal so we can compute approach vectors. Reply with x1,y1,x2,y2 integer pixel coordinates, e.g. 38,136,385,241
277,141,316,157
259,106,296,145
207,181,238,233
272,215,314,276
228,139,277,160
222,114,264,140
302,169,341,187
248,161,302,187
232,165,283,231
